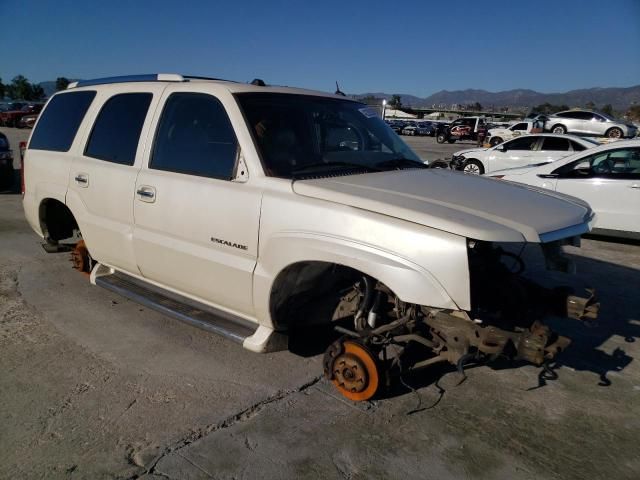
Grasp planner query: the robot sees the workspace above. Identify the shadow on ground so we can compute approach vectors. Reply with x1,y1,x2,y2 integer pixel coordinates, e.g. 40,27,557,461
287,244,639,400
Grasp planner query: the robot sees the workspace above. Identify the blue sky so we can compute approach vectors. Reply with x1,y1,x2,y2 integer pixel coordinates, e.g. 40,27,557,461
1,0,639,96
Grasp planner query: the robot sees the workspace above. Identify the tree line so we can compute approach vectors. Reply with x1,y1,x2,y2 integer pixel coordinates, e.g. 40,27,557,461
0,75,71,101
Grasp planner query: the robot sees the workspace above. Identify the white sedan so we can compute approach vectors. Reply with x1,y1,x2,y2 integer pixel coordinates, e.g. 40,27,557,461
490,140,640,238
450,134,598,175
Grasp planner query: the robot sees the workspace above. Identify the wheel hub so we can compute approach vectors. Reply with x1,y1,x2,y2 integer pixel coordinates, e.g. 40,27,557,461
333,353,368,393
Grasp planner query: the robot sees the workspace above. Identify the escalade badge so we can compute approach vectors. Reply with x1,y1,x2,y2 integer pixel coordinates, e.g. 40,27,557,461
210,237,248,251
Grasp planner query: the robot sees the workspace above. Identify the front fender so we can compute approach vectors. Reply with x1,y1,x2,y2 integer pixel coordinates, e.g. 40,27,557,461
253,231,460,326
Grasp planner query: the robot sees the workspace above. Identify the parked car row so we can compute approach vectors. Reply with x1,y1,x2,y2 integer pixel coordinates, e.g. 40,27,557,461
385,119,439,136
0,102,44,128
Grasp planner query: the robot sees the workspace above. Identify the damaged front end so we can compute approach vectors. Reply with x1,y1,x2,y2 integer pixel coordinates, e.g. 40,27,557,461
323,239,599,401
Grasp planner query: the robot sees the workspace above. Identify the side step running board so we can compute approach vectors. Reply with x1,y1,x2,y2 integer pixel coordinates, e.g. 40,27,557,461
95,271,257,344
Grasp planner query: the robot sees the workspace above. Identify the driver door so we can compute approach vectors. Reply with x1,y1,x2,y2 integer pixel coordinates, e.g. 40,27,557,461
489,136,540,172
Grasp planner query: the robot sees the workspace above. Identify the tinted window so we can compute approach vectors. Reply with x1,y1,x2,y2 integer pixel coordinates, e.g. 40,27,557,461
504,136,538,150
85,93,152,165
511,123,528,130
0,134,8,150
30,91,96,152
541,137,570,151
570,140,588,151
151,93,238,179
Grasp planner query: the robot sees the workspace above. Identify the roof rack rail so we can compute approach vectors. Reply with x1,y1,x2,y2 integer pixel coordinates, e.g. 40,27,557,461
67,74,185,89
182,75,239,83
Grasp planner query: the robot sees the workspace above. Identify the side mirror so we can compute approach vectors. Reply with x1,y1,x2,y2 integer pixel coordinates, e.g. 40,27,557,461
495,144,506,152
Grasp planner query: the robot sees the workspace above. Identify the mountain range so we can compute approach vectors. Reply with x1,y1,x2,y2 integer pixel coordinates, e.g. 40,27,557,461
355,85,640,111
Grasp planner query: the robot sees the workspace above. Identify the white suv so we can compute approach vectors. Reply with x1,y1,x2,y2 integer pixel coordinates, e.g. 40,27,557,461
23,74,599,401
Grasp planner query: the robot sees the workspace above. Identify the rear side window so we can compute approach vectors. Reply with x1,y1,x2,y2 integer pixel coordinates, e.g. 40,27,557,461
151,93,238,179
85,93,152,165
570,140,588,151
541,137,570,151
29,91,96,152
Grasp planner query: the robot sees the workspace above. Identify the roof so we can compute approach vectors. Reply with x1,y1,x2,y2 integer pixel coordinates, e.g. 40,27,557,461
66,73,354,101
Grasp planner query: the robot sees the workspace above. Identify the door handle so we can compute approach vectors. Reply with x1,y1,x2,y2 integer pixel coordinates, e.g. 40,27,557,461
74,173,89,187
136,186,156,203
631,184,640,189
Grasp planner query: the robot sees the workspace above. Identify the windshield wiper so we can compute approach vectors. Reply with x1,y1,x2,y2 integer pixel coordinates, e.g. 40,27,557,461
375,158,429,170
292,161,382,176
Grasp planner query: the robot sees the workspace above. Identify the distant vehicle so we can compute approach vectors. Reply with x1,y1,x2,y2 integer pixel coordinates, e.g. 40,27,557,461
449,133,598,174
0,132,13,190
490,140,640,238
436,116,486,144
487,120,544,146
0,104,44,127
18,113,39,129
386,120,405,134
543,110,637,139
401,122,435,136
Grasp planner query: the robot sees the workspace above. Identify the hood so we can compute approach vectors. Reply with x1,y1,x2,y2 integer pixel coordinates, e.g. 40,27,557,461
453,147,487,157
292,169,592,243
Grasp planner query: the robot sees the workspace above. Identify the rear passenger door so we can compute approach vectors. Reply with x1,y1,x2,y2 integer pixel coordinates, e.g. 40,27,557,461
67,85,163,274
132,87,261,317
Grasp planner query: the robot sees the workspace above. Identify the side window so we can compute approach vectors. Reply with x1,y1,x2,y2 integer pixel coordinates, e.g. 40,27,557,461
151,93,238,180
85,93,152,165
504,136,538,151
29,91,96,152
570,140,588,152
512,123,528,131
540,137,570,151
554,148,640,178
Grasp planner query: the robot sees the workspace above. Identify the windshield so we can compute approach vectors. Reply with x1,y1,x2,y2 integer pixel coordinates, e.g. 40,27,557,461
236,93,421,178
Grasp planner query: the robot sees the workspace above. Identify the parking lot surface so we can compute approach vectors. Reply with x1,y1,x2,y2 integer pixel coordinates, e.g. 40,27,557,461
1,126,639,479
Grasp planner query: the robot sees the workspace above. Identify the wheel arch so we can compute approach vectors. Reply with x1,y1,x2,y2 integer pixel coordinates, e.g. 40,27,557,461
253,233,459,329
38,197,79,242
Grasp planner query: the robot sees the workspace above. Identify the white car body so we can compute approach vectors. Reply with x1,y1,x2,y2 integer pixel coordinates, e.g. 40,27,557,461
490,140,640,237
487,120,543,145
450,134,598,175
22,75,596,357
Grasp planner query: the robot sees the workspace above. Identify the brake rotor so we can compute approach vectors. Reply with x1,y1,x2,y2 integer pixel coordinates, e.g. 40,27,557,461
70,240,92,276
330,341,380,401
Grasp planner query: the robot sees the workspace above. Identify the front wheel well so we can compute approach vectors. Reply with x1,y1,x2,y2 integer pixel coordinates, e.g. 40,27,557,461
39,198,79,243
269,261,386,331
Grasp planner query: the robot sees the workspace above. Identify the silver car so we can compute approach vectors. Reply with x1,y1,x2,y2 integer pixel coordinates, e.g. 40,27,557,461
544,110,637,139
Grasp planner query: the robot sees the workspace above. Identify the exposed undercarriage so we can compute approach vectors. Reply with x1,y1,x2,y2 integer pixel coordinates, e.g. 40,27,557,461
322,241,599,401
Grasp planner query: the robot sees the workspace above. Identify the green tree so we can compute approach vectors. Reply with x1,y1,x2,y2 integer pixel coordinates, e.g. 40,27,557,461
7,75,31,100
601,104,614,116
585,101,595,110
32,84,45,100
388,94,402,109
55,77,70,91
472,102,482,111
0,78,4,99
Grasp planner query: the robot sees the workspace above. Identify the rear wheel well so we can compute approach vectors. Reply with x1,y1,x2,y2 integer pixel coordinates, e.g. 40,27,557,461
39,199,79,243
269,261,374,331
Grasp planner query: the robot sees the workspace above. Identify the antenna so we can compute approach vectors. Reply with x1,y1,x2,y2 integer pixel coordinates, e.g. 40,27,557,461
335,81,346,96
